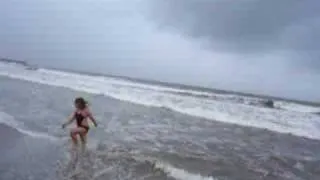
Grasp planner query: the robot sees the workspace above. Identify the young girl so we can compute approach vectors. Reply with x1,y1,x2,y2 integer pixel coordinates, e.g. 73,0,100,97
62,97,98,146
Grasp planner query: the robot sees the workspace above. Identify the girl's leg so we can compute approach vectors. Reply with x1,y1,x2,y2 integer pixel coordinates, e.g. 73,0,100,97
79,129,88,152
70,128,78,146
70,127,86,147
80,132,87,145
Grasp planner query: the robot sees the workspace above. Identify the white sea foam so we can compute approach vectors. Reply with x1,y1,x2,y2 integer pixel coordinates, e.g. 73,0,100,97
274,101,320,113
154,161,217,180
0,111,58,141
1,62,320,139
72,152,217,180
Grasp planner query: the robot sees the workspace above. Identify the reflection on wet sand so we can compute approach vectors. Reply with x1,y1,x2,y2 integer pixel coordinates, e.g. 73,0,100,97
57,144,94,180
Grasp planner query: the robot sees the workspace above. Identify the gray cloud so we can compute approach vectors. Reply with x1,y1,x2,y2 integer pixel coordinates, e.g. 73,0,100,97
146,0,320,66
0,0,320,101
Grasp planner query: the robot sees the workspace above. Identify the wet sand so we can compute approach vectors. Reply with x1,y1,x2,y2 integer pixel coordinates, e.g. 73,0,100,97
0,123,23,153
0,124,62,180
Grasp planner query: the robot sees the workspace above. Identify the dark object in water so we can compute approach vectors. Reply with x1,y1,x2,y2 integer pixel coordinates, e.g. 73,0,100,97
264,100,274,108
25,66,38,70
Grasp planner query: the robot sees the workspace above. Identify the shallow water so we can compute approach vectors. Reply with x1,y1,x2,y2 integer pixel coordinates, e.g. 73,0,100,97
0,76,320,180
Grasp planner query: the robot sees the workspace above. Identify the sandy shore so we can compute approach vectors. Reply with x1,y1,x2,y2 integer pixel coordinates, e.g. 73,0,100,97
0,123,63,180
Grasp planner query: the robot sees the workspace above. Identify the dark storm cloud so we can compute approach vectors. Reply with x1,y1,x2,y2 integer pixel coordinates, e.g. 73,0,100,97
146,0,320,66
1,0,320,100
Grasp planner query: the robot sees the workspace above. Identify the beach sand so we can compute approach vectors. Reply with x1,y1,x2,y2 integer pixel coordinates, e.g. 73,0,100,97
0,123,63,180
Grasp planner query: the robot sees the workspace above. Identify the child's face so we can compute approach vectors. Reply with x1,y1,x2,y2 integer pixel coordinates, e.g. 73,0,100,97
75,102,81,109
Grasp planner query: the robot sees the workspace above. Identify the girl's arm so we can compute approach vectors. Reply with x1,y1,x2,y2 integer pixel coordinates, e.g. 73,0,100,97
87,110,98,127
62,112,75,128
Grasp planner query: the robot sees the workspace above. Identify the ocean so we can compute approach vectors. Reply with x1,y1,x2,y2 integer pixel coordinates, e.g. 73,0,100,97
0,61,320,180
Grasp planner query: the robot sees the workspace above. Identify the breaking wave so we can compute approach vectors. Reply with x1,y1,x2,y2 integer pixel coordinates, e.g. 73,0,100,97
1,62,320,139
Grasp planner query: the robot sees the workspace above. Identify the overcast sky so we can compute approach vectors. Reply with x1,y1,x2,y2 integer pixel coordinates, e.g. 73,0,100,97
0,0,319,101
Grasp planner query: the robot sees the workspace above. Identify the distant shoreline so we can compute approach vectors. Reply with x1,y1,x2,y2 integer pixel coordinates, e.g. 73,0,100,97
1,57,319,106
0,58,28,66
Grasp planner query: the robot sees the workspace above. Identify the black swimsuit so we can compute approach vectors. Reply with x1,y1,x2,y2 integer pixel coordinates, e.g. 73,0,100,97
75,112,89,132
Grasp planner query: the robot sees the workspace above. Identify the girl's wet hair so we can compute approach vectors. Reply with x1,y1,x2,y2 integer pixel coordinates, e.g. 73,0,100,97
74,97,87,109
